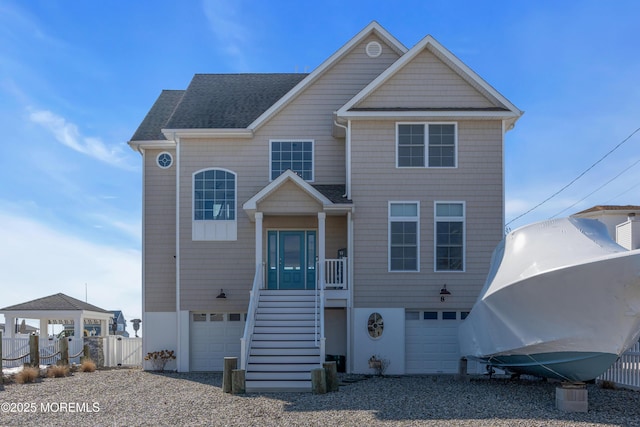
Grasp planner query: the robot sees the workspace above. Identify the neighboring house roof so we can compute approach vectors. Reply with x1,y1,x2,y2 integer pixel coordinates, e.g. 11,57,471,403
0,293,110,314
574,205,640,215
130,90,185,141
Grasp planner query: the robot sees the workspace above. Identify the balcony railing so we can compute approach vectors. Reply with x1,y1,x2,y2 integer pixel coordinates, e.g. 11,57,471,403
324,258,347,289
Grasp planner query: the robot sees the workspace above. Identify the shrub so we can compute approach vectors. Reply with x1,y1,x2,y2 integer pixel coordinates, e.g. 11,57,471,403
46,364,70,378
79,359,97,373
144,350,176,372
15,366,40,384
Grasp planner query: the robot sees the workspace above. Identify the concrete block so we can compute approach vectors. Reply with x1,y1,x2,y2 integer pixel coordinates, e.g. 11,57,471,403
556,384,588,412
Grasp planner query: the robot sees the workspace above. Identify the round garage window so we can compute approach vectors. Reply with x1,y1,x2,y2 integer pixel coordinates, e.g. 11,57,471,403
367,312,384,339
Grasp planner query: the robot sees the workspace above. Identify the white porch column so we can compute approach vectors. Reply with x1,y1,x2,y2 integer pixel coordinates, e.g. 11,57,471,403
318,212,326,288
74,313,83,338
39,318,48,337
255,212,263,268
100,319,108,337
5,315,16,338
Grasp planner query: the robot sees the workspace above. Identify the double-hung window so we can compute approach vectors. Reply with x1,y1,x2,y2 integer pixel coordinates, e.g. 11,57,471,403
389,202,419,272
397,123,457,168
193,168,237,241
434,202,465,271
270,140,313,181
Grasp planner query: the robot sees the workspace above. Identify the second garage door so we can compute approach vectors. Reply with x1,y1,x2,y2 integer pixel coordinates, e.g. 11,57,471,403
190,312,245,371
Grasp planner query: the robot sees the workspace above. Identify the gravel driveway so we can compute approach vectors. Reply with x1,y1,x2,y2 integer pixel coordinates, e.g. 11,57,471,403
1,368,640,426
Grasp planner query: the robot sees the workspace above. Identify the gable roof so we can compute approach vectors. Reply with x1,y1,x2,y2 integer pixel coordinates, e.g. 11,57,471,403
574,205,640,215
0,293,110,313
337,34,523,128
242,170,352,220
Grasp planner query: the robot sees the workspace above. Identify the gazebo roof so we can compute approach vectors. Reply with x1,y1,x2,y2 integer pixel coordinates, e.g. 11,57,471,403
0,293,110,313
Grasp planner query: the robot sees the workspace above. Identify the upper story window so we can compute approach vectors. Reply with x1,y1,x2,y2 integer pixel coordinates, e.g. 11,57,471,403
194,169,236,220
434,202,465,271
397,123,457,168
192,168,237,241
389,202,419,272
270,140,313,181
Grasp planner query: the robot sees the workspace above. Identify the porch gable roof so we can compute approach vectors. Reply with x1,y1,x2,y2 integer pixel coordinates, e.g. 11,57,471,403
243,170,352,220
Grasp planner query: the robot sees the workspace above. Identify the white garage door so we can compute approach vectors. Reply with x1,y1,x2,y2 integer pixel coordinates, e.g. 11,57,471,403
405,311,463,374
190,312,245,371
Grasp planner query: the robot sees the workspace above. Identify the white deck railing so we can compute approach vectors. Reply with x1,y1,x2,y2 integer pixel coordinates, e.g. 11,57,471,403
599,340,640,390
241,263,263,370
324,258,347,289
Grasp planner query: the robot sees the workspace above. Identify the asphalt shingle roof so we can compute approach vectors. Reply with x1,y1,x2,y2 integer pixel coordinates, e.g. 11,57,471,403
312,185,352,204
130,90,185,141
0,293,110,313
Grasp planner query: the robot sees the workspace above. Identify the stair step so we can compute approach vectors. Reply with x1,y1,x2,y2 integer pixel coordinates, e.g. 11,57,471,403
252,333,315,341
259,300,316,308
254,326,315,334
246,371,311,381
245,380,311,392
250,347,320,356
251,340,317,348
248,355,319,365
255,313,315,321
247,363,320,373
260,290,315,297
257,307,315,314
259,294,316,302
255,319,316,327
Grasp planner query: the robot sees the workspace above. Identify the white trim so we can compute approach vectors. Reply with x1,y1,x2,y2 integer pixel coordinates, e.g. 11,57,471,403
339,110,520,120
396,122,458,169
433,201,466,273
269,139,315,182
388,201,421,273
337,34,523,123
175,137,181,369
128,139,176,152
156,151,173,169
247,21,407,131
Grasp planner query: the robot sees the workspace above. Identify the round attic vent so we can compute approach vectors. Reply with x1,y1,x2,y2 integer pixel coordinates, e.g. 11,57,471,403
365,41,382,58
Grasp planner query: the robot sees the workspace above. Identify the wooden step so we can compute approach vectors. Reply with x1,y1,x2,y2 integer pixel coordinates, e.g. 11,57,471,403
253,326,315,334
255,313,315,321
255,319,316,327
257,307,316,314
250,340,317,348
250,347,319,356
245,371,311,381
245,380,311,393
259,300,316,308
248,355,319,365
252,333,315,341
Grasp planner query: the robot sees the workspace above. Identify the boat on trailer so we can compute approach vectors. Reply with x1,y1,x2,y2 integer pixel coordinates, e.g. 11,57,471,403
459,217,640,381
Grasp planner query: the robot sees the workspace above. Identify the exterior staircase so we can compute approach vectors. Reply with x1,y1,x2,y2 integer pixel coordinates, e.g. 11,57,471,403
245,289,321,392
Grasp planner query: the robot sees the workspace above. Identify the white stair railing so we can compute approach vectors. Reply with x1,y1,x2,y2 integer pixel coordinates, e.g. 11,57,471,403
315,261,326,364
241,262,263,370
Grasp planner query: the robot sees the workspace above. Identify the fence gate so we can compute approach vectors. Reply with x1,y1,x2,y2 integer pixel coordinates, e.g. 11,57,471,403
104,336,142,367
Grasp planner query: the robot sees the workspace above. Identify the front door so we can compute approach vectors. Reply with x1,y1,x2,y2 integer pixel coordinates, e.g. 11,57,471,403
267,230,316,290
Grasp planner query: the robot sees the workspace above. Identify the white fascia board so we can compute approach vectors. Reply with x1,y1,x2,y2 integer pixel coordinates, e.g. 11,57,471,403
337,34,523,119
161,128,253,139
128,139,176,153
338,110,521,120
247,21,408,132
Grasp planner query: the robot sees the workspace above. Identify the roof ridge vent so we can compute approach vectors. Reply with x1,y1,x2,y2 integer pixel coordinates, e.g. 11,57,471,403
366,41,382,58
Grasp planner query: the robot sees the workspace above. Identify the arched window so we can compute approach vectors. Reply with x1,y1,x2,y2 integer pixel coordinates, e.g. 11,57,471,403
192,169,237,241
194,169,236,221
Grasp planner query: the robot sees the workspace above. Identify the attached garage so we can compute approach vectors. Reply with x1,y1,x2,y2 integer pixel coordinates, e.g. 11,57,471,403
190,312,245,371
405,310,465,374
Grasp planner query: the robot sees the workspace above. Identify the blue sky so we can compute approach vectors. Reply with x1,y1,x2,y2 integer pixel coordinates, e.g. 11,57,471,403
1,1,639,335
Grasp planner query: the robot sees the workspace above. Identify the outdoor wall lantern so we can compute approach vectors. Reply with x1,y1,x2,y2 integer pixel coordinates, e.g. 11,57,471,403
440,284,451,302
216,289,227,299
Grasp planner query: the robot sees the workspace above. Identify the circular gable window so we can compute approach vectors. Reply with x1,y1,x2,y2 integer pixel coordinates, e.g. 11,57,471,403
367,312,384,339
157,152,173,169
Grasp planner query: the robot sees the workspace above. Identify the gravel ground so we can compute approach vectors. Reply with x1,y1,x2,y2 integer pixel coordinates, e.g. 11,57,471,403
1,368,640,426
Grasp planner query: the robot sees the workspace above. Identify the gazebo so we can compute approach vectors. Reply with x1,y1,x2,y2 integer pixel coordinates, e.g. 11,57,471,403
0,293,113,338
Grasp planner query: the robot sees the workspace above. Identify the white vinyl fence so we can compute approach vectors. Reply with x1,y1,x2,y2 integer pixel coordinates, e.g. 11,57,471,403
2,335,141,369
599,340,640,390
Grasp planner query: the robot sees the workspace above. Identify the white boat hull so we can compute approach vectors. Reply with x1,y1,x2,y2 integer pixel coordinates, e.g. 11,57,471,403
459,218,640,381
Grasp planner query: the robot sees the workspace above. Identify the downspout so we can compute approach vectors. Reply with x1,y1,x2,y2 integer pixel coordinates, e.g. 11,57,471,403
174,134,182,371
501,120,506,234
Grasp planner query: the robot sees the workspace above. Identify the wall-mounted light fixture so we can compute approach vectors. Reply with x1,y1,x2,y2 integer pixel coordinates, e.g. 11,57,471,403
216,289,227,299
440,284,451,302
